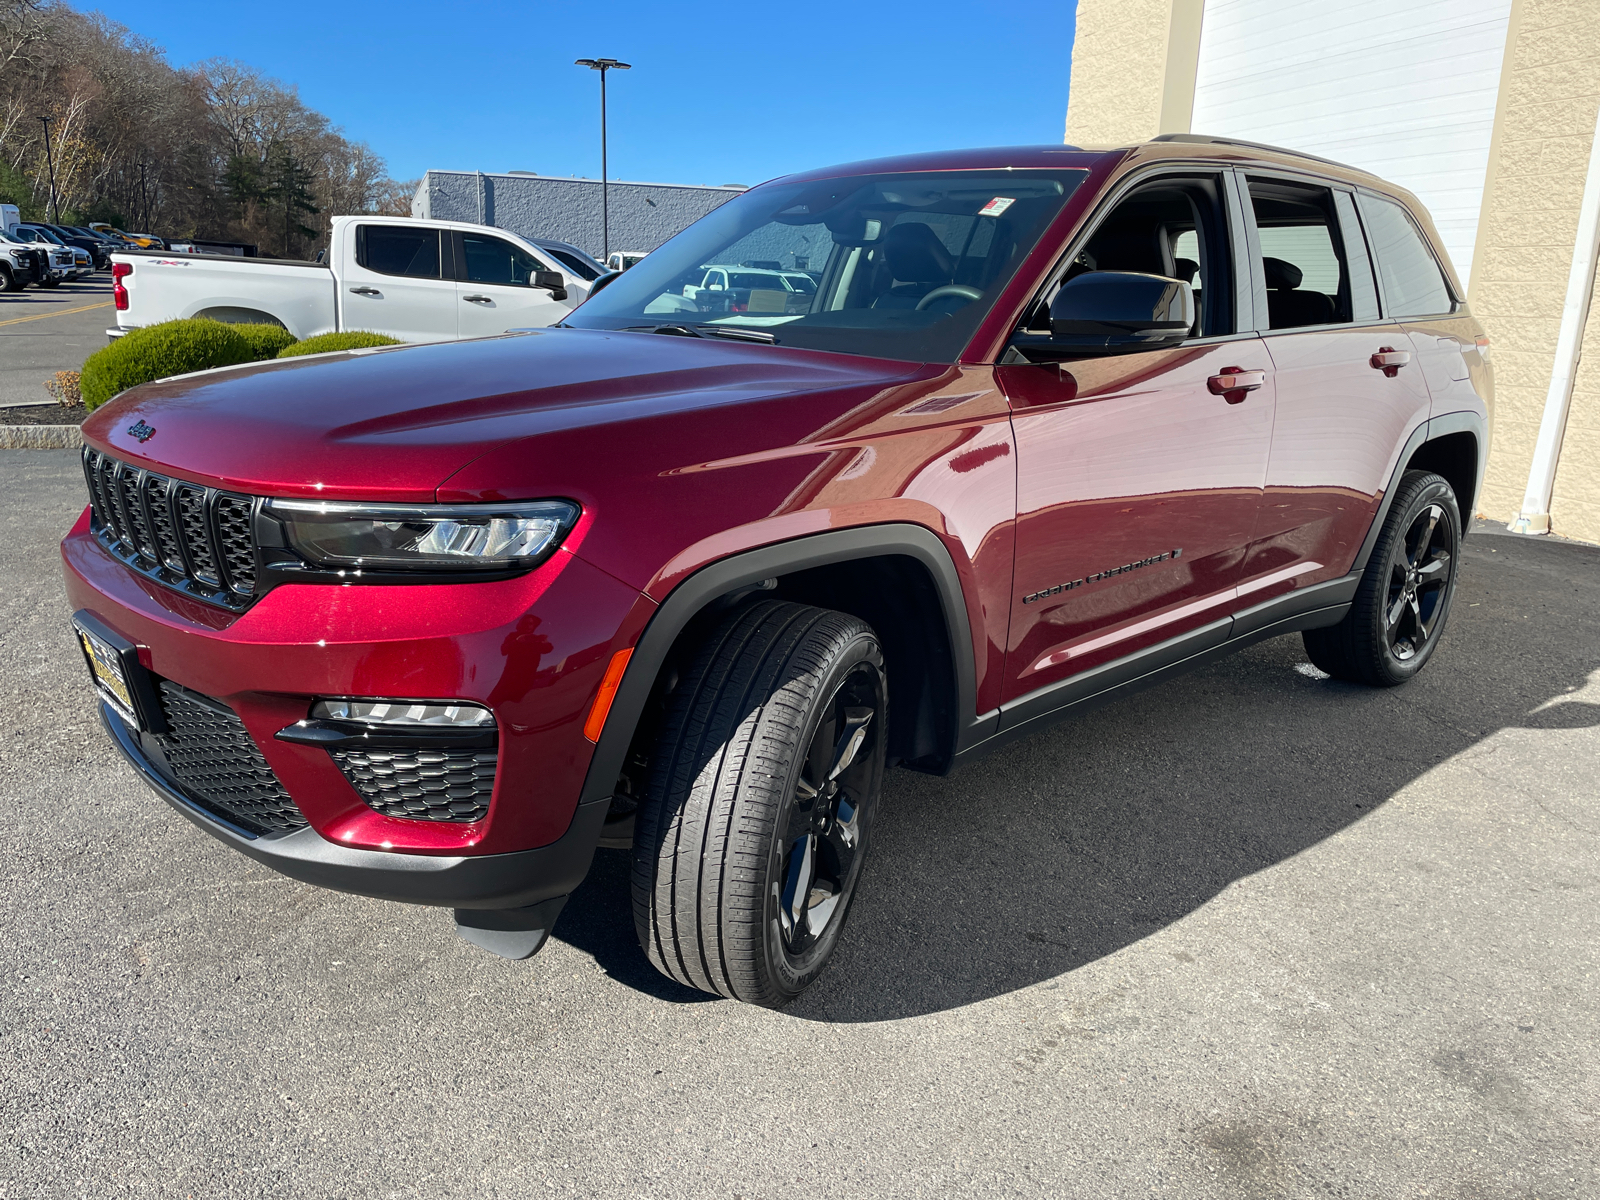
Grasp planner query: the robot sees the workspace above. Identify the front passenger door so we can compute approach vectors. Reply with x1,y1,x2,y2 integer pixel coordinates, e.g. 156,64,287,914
998,171,1274,720
455,232,572,337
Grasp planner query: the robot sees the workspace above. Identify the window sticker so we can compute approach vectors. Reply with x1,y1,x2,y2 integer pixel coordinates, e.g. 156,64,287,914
979,197,1016,217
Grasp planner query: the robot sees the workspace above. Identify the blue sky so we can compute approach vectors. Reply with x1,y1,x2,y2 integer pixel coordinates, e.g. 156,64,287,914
94,0,1076,188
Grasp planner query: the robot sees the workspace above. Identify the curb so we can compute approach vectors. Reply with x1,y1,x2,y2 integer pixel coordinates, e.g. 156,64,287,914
0,425,85,449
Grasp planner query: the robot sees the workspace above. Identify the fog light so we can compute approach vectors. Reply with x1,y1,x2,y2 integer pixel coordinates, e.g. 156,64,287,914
311,699,494,727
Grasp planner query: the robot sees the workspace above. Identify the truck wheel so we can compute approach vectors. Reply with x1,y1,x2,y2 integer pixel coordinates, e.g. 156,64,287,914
0,265,15,292
1304,470,1460,686
632,600,887,1007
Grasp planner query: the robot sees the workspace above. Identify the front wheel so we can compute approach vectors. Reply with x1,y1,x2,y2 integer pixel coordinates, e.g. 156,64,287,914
1304,469,1461,686
632,600,887,1007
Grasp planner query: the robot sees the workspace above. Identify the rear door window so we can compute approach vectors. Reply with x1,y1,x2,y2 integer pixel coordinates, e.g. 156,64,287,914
359,226,441,278
1245,179,1354,330
1356,194,1453,318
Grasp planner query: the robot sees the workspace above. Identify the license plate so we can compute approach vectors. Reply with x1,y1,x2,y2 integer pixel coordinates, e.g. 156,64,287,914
71,612,159,732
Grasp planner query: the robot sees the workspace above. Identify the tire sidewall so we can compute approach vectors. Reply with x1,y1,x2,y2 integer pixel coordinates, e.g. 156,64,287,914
1372,477,1461,683
758,631,887,1001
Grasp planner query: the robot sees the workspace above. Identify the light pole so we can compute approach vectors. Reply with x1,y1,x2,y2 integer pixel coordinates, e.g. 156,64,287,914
574,57,630,264
37,115,60,225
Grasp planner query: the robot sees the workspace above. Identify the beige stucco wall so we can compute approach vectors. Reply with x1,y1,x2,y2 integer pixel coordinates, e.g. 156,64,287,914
1064,0,1176,144
1470,0,1600,538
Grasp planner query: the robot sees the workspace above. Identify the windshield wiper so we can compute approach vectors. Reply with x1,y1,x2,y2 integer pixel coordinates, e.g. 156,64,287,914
691,325,777,344
623,323,778,345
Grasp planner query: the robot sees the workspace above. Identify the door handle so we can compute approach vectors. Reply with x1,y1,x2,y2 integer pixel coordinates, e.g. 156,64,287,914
1207,368,1265,403
348,286,381,296
462,294,492,303
1370,346,1411,377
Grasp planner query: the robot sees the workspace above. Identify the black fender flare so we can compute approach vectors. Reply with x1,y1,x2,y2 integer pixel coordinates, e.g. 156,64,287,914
576,524,987,808
1351,409,1485,577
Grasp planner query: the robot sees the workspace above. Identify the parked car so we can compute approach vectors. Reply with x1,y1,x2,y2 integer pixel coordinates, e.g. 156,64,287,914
62,138,1486,1007
0,231,47,291
528,237,605,281
14,224,93,279
6,225,79,285
108,216,588,343
90,223,165,250
605,250,649,271
40,223,113,269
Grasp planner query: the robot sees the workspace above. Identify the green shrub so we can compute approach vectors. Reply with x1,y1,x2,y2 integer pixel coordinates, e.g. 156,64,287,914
81,319,255,410
277,331,403,358
232,322,299,360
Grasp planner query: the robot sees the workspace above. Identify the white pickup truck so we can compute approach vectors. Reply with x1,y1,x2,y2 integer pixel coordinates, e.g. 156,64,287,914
109,215,588,343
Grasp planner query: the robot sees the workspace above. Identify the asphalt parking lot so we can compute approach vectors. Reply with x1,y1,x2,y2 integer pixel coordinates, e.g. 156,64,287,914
0,276,114,407
1,448,1595,1199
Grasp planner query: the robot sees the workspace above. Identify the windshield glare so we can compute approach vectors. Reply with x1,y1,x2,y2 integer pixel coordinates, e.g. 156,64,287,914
567,168,1087,362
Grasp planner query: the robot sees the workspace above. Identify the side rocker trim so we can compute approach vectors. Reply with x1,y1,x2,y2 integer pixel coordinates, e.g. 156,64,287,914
576,524,986,808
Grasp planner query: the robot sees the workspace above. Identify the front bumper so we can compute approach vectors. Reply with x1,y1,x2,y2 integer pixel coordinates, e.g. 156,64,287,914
63,506,652,864
103,702,609,908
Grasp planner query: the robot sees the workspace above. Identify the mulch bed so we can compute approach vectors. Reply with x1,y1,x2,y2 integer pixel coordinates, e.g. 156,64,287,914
0,404,88,427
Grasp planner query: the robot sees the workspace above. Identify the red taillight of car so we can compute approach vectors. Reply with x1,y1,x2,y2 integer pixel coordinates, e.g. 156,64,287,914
112,261,131,310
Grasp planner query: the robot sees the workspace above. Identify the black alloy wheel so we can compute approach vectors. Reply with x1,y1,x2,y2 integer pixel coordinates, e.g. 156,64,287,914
633,600,888,1007
1304,469,1461,686
776,662,879,960
1385,501,1453,661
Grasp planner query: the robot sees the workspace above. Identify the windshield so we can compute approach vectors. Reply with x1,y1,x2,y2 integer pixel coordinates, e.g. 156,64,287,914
567,168,1086,362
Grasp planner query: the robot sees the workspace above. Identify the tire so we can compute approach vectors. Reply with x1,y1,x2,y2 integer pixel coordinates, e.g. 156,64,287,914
632,600,888,1007
40,277,59,289
1304,469,1461,686
0,265,15,293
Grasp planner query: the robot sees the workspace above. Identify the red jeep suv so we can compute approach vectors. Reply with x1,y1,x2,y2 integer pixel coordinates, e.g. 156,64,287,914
63,137,1488,1006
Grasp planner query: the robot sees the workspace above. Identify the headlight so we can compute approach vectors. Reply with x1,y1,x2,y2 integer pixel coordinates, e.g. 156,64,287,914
264,498,579,572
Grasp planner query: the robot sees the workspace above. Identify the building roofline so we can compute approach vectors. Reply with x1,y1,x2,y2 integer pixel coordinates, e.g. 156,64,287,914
421,169,748,192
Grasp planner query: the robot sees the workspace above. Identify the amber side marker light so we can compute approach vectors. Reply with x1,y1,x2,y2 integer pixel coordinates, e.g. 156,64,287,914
584,648,633,742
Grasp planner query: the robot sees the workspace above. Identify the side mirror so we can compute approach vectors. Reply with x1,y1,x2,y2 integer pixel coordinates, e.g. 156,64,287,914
533,269,567,301
1046,271,1194,354
585,269,622,298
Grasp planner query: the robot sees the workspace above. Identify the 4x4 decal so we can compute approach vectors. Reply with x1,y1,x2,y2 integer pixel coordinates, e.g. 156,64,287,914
1022,549,1182,605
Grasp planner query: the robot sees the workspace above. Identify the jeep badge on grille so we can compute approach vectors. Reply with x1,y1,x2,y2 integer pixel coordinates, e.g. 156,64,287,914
127,420,156,443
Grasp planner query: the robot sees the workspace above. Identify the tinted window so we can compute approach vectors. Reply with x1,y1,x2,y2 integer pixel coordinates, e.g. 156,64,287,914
1358,194,1452,317
463,233,542,286
568,168,1087,363
361,226,440,278
545,248,599,280
1247,180,1352,330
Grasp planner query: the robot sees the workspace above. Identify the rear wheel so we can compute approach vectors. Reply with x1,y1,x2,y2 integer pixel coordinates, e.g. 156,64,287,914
632,600,887,1007
1304,469,1460,686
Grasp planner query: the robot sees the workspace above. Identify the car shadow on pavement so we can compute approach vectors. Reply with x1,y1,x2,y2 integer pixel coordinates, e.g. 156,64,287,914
551,531,1600,1020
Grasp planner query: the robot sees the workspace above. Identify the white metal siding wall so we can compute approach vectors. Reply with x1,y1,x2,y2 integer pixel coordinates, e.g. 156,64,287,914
1190,0,1512,286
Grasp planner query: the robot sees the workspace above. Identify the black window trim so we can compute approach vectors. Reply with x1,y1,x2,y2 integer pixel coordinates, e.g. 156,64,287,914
1005,160,1260,356
1352,187,1462,321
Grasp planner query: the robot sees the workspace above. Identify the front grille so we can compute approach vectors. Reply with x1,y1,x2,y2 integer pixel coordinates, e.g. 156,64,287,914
330,746,497,823
82,449,258,609
154,681,307,835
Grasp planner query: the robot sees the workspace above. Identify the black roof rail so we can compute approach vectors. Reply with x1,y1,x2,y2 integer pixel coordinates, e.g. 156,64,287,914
1151,133,1361,173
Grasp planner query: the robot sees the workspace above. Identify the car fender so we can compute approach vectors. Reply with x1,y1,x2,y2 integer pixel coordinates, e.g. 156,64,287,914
575,523,989,809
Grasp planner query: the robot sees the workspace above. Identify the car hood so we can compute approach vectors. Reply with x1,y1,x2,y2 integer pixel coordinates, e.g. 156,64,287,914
81,329,922,501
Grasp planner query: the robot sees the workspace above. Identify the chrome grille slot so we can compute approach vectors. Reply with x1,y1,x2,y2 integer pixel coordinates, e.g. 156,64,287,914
80,449,259,610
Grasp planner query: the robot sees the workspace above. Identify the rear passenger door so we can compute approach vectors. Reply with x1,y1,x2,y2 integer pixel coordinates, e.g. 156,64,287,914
1238,174,1432,619
341,224,459,342
454,232,571,337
